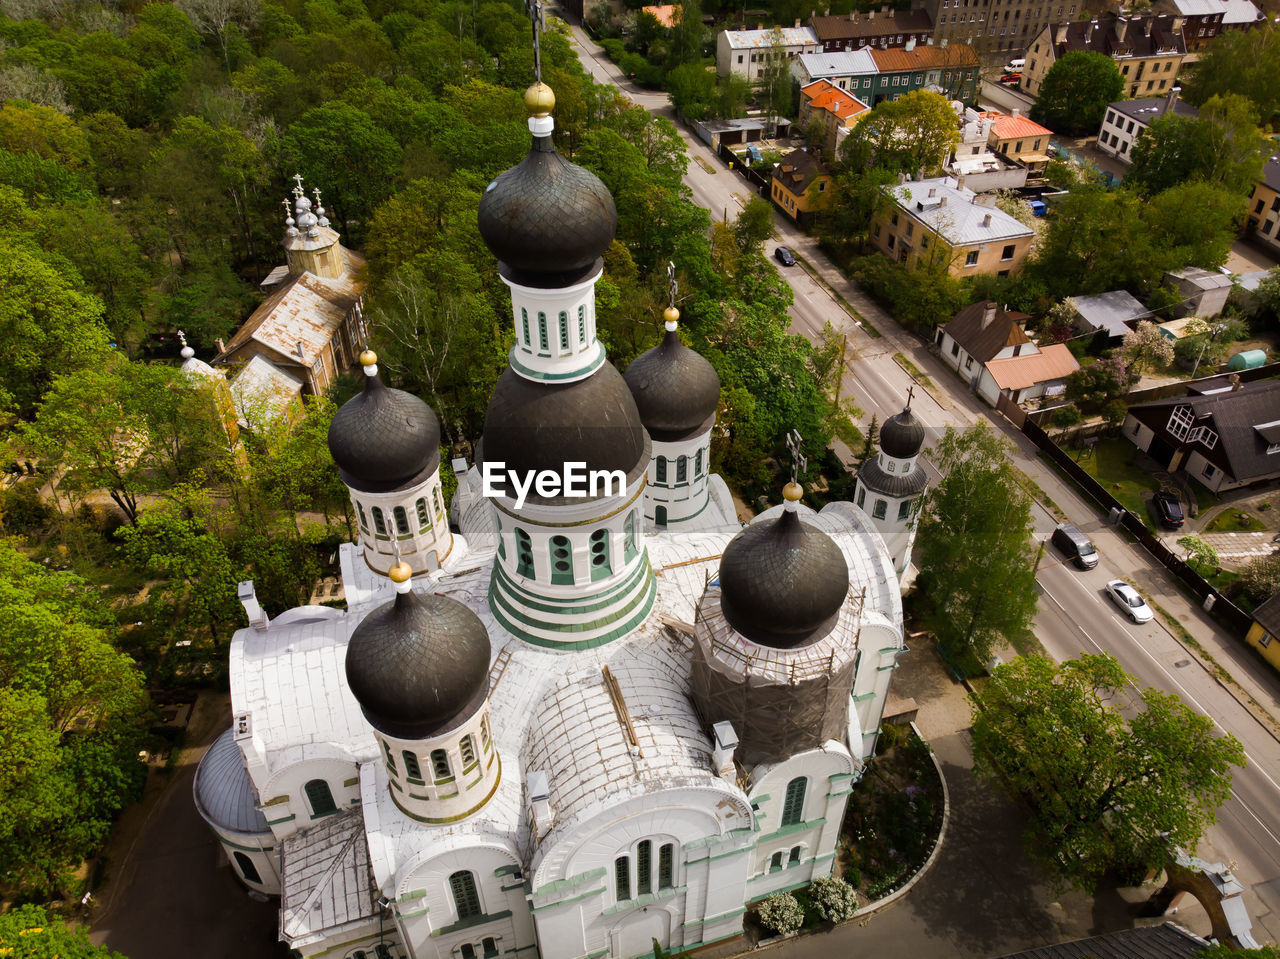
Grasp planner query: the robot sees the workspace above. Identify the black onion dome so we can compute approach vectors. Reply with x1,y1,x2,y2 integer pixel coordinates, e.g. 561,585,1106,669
623,330,721,442
718,510,850,648
327,374,441,494
879,406,925,459
477,134,617,285
345,590,491,739
478,363,649,506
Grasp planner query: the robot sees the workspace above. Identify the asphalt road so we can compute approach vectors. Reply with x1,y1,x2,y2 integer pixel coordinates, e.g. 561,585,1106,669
561,21,1280,945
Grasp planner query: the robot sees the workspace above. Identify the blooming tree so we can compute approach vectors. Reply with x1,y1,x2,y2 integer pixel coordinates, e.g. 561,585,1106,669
1121,321,1174,374
756,892,804,935
809,875,859,922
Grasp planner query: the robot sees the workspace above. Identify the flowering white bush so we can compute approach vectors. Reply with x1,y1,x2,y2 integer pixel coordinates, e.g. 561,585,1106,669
756,892,804,935
808,875,859,923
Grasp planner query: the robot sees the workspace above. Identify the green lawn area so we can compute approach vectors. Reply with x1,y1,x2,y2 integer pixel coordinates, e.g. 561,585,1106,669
1204,509,1268,533
1073,436,1158,526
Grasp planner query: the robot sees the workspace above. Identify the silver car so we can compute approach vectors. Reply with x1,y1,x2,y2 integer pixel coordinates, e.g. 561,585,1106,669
1105,579,1153,624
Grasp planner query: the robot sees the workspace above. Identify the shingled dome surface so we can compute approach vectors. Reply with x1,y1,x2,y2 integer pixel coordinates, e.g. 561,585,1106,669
478,134,617,284
718,510,849,647
345,590,491,739
879,406,925,459
327,374,441,493
623,330,721,442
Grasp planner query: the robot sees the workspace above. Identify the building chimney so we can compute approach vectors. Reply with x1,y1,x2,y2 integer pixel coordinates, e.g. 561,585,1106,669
981,302,997,328
1166,85,1181,114
928,186,937,197
905,37,916,51
1055,22,1068,44
238,581,269,630
1144,16,1154,36
795,18,801,27
1012,107,1020,117
1230,373,1242,391
1085,19,1096,43
940,194,949,205
1172,14,1185,33
868,9,875,19
215,337,227,354
712,722,739,780
1116,15,1128,42
528,770,554,841
982,212,992,227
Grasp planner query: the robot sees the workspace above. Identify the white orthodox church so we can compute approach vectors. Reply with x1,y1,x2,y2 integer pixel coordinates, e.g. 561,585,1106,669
193,81,925,959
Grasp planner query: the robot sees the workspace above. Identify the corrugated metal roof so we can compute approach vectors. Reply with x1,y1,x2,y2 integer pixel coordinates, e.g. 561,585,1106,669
1068,290,1147,337
279,811,376,944
794,48,879,77
870,43,979,72
1222,0,1264,24
985,343,1079,390
1167,0,1227,16
723,26,818,48
983,111,1054,140
993,923,1207,959
193,726,270,836
809,9,933,40
886,177,1035,246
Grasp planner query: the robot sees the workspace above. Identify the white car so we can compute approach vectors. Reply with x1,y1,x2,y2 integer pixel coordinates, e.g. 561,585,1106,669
1105,579,1153,624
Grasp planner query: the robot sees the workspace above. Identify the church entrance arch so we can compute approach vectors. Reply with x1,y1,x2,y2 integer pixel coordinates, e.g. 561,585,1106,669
612,908,670,959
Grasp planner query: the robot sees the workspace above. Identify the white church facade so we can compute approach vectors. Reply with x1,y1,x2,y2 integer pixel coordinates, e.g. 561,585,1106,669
194,80,907,959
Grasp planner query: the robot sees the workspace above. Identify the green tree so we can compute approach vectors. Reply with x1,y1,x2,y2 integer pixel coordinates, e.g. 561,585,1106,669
732,196,774,256
0,905,127,958
1238,554,1280,604
1030,51,1125,136
1196,945,1280,959
914,422,1039,664
1183,25,1280,124
1127,94,1270,198
1142,181,1244,271
666,61,716,119
840,90,960,177
972,653,1246,891
1177,534,1218,575
1121,320,1174,373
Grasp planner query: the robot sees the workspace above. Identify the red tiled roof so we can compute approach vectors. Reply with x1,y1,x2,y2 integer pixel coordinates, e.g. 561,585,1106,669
981,110,1054,140
870,43,979,72
804,80,869,121
808,9,932,41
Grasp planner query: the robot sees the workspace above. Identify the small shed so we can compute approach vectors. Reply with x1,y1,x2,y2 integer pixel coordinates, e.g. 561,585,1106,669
1228,349,1267,371
1164,266,1233,318
1157,317,1199,340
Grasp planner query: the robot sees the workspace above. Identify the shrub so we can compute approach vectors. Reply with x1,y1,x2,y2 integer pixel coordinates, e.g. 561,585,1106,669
756,891,804,936
1050,404,1082,428
808,875,859,923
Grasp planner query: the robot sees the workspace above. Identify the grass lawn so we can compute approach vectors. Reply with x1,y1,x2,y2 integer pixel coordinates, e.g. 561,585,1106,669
893,352,933,388
1073,436,1157,526
1204,509,1268,533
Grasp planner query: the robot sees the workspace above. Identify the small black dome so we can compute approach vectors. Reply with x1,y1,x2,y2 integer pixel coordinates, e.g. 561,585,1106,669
478,364,649,506
345,590,491,740
478,135,617,285
327,374,441,493
624,330,721,442
718,510,849,648
879,406,925,459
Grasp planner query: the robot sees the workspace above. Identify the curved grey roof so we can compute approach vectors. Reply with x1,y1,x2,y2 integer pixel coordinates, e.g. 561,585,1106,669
858,457,928,497
327,373,441,493
623,329,720,442
194,726,270,836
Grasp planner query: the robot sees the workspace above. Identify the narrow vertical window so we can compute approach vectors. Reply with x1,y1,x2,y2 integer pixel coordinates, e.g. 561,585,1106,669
483,939,498,959
434,486,444,518
415,497,429,526
637,840,652,895
358,503,368,531
615,856,631,901
578,305,586,346
695,448,704,477
549,534,573,585
589,529,611,581
658,843,674,889
624,512,637,561
538,312,548,352
372,507,387,537
781,777,807,826
449,871,482,919
521,308,530,346
515,528,534,578
481,715,491,750
383,741,397,773
402,751,422,780
898,499,911,520
676,455,687,483
559,310,569,350
788,845,801,864
769,851,783,871
234,851,262,884
460,735,476,768
461,946,475,959
431,749,451,780
393,506,410,535
304,779,336,817
656,457,667,483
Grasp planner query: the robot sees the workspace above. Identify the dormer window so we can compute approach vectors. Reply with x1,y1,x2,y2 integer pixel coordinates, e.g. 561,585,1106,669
1166,405,1194,441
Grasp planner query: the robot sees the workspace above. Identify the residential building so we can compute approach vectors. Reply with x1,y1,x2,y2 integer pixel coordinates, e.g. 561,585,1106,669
716,26,820,80
920,0,1082,55
1153,0,1225,49
798,79,870,159
869,42,980,104
934,300,1078,406
1066,290,1148,340
1164,266,1233,318
214,179,368,414
807,8,934,52
1097,88,1197,163
1245,155,1280,257
1021,15,1187,99
947,109,1029,192
982,109,1053,179
870,175,1035,276
1221,0,1266,31
791,48,879,90
1122,378,1280,492
194,81,907,959
1246,594,1280,672
771,148,833,224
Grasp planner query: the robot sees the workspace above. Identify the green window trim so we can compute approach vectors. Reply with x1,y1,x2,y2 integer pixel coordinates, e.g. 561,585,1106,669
637,840,652,896
559,311,569,350
538,312,548,352
449,870,482,921
578,306,586,346
781,777,806,827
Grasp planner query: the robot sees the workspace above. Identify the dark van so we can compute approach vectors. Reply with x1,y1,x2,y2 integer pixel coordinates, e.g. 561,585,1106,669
1052,523,1098,570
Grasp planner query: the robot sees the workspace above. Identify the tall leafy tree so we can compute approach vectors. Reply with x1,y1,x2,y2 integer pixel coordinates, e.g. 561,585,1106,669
1127,94,1270,198
1182,25,1280,124
914,422,1039,663
840,90,960,177
0,905,128,958
972,653,1245,891
1030,51,1125,136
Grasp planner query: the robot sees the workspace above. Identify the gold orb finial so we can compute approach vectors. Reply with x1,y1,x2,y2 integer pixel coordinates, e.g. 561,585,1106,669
783,481,804,502
388,561,413,583
663,306,680,325
524,81,555,117
359,349,378,367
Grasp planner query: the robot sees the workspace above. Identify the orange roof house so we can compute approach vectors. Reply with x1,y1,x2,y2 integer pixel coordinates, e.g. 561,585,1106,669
981,110,1054,177
799,79,870,159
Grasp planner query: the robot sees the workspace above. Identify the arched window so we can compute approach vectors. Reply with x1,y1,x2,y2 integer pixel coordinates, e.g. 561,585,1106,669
549,534,573,585
898,499,911,520
402,751,422,780
589,529,611,581
515,528,534,578
656,457,667,484
872,499,888,520
769,851,783,872
624,512,637,561
460,735,477,768
695,448,704,477
372,507,387,537
233,851,262,884
614,856,631,901
416,498,429,527
781,777,807,826
578,306,587,347
788,845,802,865
559,310,569,350
537,312,548,352
676,455,687,483
305,779,337,817
393,506,410,535
358,503,368,532
888,461,896,472
658,843,674,890
449,870,482,920
482,939,498,959
521,308,530,347
856,487,865,508
461,947,475,959
431,749,451,780
637,839,653,895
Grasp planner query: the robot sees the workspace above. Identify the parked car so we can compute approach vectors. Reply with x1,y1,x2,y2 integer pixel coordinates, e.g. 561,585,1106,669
1000,72,1022,84
774,246,796,267
1105,579,1154,623
1152,490,1185,529
1051,523,1099,569
1003,58,1026,72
